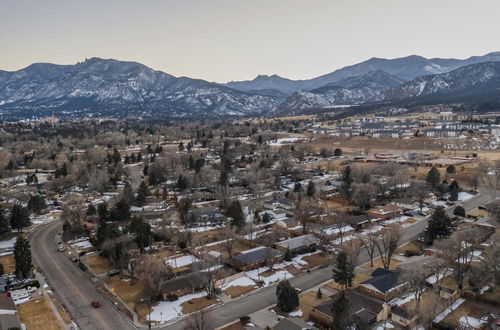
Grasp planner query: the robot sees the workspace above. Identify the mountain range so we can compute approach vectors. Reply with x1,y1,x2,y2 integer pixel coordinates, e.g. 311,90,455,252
1,52,500,120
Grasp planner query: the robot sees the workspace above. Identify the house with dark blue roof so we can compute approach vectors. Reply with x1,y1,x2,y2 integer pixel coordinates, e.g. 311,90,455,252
358,268,406,301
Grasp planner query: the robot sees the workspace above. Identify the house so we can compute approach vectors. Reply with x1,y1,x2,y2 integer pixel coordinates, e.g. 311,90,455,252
275,217,299,229
185,207,227,227
159,272,206,299
358,268,405,301
390,306,419,328
229,246,283,271
273,317,319,330
310,289,390,328
392,198,420,211
275,234,317,253
367,204,402,220
165,254,201,275
0,278,7,292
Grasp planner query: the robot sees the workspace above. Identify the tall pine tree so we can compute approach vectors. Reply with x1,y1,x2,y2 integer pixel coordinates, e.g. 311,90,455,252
14,236,32,279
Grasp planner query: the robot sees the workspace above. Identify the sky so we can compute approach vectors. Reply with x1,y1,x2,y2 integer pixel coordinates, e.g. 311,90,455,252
1,0,500,82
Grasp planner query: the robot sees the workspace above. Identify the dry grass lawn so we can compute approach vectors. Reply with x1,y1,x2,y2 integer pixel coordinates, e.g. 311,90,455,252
181,296,219,314
47,292,72,324
442,300,485,328
0,254,15,273
18,297,63,330
326,272,372,290
83,254,112,275
298,290,331,320
224,285,256,298
302,252,332,269
106,275,148,319
363,257,401,271
481,285,500,302
396,241,422,255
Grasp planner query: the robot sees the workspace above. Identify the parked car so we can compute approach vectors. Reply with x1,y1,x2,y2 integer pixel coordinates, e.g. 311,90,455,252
107,270,120,277
478,205,487,210
91,301,101,308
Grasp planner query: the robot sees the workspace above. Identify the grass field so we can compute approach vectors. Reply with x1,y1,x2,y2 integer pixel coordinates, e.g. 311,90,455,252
106,275,148,320
47,292,72,324
0,254,15,274
18,297,63,330
181,296,219,314
325,271,372,290
302,252,332,269
362,257,401,271
298,290,331,320
224,285,256,298
83,254,112,275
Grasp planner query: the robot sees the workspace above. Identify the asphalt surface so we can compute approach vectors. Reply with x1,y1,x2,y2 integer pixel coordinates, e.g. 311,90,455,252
30,191,492,330
30,220,134,330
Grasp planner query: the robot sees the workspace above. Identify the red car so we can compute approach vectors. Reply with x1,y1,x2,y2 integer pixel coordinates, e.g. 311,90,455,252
91,301,101,308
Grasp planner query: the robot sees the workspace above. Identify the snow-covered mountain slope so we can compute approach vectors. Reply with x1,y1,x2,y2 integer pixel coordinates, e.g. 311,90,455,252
275,70,404,113
224,52,500,96
381,61,500,101
0,58,280,118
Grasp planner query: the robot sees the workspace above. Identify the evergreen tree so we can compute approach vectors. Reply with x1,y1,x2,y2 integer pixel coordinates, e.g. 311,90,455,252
178,142,184,151
14,236,32,279
0,206,9,235
341,166,353,198
27,194,47,214
284,247,293,262
227,201,245,228
219,169,228,187
424,206,453,244
293,182,303,193
176,175,188,190
121,182,134,204
449,180,460,201
330,291,351,330
317,288,322,299
0,263,4,276
112,148,121,164
135,181,148,206
276,280,299,312
446,164,456,174
306,180,316,197
426,167,441,189
86,204,97,216
178,197,192,225
332,251,354,290
334,148,342,157
110,199,131,221
10,205,31,232
453,205,466,217
129,216,152,252
194,158,205,174
98,202,109,223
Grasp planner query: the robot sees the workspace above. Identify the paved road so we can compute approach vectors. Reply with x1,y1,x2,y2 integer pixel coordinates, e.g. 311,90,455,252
165,191,492,330
31,191,491,330
30,220,134,330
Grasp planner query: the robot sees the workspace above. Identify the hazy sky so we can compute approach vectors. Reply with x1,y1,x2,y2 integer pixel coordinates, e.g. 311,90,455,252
1,0,499,82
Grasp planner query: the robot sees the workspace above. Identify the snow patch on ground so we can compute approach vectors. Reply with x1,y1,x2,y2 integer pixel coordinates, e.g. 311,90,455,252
434,298,465,323
149,291,209,323
459,316,488,329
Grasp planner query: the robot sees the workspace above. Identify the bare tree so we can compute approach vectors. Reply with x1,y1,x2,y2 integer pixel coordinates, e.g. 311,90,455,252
60,194,86,230
135,254,171,300
351,183,376,210
184,308,213,330
375,224,402,269
399,257,444,307
434,228,477,291
409,181,430,212
360,229,378,267
295,197,322,233
219,226,237,259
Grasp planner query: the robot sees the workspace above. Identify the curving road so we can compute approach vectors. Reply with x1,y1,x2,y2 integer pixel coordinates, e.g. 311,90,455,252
30,220,133,330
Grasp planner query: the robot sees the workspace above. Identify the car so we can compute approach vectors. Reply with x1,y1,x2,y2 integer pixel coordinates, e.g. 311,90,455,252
478,205,487,210
403,212,413,217
294,288,301,293
107,270,120,277
57,244,65,252
91,301,101,308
